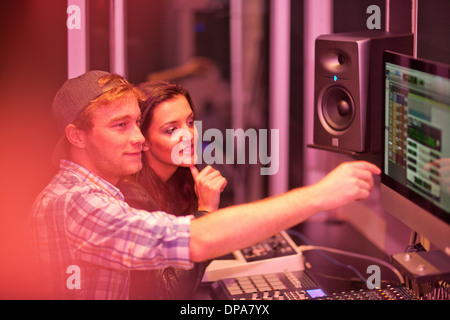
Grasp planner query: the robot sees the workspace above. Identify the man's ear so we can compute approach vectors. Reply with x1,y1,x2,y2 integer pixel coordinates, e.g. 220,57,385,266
65,124,87,149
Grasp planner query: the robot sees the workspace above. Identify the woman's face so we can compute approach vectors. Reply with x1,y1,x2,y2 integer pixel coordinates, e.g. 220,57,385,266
143,95,197,181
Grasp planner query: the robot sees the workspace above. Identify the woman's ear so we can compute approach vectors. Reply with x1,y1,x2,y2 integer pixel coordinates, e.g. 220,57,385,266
65,124,87,149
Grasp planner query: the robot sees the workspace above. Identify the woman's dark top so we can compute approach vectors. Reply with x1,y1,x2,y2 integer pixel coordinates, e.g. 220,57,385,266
117,179,209,300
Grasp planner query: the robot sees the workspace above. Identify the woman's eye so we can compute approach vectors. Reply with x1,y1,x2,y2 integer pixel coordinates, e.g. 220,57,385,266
165,127,176,134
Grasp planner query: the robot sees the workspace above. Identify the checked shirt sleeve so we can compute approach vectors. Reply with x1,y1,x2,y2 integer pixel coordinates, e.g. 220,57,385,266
64,190,194,271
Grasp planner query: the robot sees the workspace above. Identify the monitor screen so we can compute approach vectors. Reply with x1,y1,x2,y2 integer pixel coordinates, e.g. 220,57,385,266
381,51,450,252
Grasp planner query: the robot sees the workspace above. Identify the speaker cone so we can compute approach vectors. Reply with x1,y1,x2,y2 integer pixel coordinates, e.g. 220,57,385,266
321,86,355,131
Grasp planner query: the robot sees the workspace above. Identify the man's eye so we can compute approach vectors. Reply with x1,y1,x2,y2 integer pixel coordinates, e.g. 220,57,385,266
114,122,127,128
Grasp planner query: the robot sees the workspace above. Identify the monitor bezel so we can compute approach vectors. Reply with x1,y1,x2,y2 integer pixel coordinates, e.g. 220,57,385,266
381,50,450,227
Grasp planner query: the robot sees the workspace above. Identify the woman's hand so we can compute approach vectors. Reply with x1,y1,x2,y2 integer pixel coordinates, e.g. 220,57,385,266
190,165,227,212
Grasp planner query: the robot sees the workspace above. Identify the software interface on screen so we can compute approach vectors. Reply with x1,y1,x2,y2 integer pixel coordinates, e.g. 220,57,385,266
384,61,450,217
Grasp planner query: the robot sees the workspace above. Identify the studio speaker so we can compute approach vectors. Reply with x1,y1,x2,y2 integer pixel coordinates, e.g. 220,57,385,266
313,31,413,154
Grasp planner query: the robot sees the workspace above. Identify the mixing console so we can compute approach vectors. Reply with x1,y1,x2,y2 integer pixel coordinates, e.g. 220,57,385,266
240,232,298,262
313,286,418,300
203,232,304,282
210,270,418,300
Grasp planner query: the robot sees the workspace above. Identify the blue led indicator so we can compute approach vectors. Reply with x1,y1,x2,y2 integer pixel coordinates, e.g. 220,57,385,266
333,75,338,82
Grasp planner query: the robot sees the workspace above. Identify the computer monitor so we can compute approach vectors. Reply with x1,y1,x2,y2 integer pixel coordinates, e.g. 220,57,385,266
381,51,450,252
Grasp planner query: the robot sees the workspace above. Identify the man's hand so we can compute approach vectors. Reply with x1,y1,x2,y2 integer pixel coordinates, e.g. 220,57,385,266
310,161,381,212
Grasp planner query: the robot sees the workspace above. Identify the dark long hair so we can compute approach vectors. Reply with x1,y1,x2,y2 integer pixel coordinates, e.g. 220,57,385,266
136,81,197,215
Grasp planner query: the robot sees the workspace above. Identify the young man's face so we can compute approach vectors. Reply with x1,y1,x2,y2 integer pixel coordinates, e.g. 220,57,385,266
81,95,145,184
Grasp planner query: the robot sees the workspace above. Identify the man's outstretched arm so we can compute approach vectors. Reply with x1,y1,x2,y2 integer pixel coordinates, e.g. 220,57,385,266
189,161,381,262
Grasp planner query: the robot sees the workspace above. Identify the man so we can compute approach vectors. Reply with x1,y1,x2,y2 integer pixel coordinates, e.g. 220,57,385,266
30,70,380,299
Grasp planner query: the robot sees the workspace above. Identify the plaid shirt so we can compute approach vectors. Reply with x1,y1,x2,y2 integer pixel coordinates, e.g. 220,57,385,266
29,160,193,299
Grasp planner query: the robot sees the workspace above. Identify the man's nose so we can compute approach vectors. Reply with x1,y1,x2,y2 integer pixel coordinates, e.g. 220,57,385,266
131,125,145,145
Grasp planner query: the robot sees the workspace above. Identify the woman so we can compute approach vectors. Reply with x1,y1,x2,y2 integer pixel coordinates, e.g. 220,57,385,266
118,81,227,299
